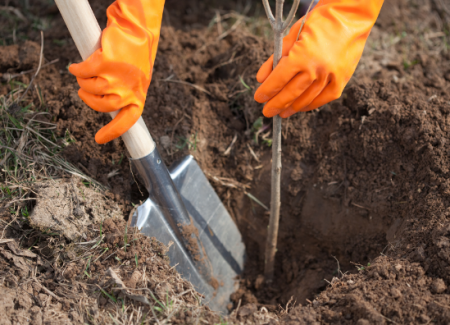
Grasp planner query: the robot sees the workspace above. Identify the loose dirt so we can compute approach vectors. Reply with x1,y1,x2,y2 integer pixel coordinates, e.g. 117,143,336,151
1,0,450,323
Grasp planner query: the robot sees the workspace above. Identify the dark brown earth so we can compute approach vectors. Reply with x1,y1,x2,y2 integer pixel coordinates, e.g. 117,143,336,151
1,0,450,323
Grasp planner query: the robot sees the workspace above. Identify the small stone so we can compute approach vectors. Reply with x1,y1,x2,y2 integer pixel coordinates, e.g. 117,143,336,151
415,247,426,262
126,270,142,289
394,264,402,272
31,306,42,325
160,136,171,150
370,271,380,279
254,274,264,290
390,287,402,299
436,236,450,248
99,296,107,306
39,293,49,306
431,278,446,294
73,205,84,217
356,319,370,325
31,281,42,293
238,304,257,317
419,314,430,323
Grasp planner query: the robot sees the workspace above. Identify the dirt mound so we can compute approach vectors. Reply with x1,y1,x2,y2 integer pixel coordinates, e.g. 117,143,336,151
285,256,450,324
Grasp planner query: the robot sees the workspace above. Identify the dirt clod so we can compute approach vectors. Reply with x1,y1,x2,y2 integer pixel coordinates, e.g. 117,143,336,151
431,278,446,294
29,179,122,240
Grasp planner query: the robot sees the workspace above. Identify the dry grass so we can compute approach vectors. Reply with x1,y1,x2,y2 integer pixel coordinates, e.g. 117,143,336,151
0,55,106,213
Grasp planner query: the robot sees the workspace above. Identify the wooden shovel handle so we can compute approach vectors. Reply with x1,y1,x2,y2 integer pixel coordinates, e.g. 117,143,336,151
55,0,155,159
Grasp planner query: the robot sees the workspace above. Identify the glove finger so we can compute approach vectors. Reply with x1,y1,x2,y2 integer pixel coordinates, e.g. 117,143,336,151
254,56,301,103
78,89,131,113
283,18,303,48
95,104,142,144
278,106,297,118
279,77,329,118
68,49,103,79
76,76,110,95
303,82,343,111
256,18,305,84
262,73,313,118
256,55,274,83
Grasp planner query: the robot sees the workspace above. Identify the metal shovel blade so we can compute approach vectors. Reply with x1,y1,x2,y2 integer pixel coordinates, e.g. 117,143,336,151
130,155,245,313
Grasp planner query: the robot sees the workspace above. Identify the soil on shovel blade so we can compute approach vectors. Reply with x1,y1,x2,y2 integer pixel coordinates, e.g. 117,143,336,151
1,0,450,323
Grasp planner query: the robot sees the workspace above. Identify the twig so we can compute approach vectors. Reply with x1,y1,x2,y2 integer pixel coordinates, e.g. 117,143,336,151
205,172,250,191
282,0,301,31
375,309,398,324
3,59,59,81
159,77,211,95
209,53,243,72
247,143,260,162
351,202,371,210
74,236,103,245
19,31,44,102
262,0,300,283
0,6,27,21
283,117,291,140
218,15,244,40
261,0,275,26
432,300,450,310
77,163,95,178
223,134,238,156
235,299,242,316
35,279,62,301
169,116,185,155
0,207,19,240
215,11,223,35
332,255,343,277
245,192,268,210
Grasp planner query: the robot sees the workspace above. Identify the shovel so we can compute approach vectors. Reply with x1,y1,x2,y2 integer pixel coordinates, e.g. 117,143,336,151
55,0,245,312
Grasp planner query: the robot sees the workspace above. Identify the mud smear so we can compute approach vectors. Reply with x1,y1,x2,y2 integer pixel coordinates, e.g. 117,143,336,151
179,218,202,262
179,216,221,294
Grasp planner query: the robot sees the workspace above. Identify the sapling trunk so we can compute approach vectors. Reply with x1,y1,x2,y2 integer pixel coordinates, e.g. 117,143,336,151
262,0,300,282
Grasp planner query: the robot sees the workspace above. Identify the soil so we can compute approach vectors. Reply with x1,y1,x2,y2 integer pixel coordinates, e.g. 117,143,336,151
1,0,450,323
0,209,221,324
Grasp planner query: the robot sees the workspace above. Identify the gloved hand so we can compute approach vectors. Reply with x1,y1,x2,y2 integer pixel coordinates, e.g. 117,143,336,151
69,0,165,144
255,0,384,118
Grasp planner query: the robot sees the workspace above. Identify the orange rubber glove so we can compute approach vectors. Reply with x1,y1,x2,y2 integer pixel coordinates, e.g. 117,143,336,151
69,0,165,144
255,0,384,118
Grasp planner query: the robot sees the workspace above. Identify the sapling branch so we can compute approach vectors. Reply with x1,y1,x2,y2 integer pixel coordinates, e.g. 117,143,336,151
282,0,301,31
262,0,275,26
262,0,300,283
